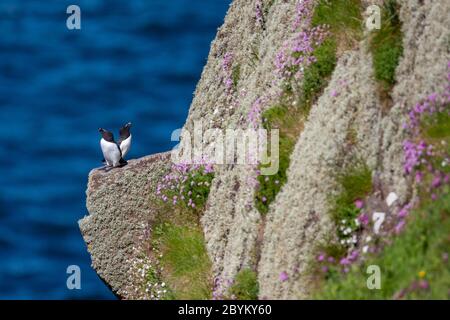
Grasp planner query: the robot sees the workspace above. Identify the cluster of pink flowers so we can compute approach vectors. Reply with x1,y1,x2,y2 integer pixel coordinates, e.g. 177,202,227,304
292,0,313,31
402,62,450,200
317,250,361,274
247,95,271,129
222,52,234,94
156,160,214,209
275,0,329,81
255,0,264,28
211,277,235,300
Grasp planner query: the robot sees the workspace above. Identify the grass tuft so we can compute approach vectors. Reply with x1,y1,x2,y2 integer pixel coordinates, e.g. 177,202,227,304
153,221,212,300
228,269,259,300
312,0,363,52
370,0,403,89
330,161,372,223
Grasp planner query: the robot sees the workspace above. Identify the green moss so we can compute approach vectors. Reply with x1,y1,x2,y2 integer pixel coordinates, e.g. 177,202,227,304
153,222,212,300
370,0,403,88
316,190,450,299
229,269,259,300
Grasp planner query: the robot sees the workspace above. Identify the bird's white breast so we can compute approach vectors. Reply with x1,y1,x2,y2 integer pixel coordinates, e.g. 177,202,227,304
120,135,132,158
101,138,121,166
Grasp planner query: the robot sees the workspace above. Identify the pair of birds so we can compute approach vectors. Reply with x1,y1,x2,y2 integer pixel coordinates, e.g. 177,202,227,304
98,122,132,170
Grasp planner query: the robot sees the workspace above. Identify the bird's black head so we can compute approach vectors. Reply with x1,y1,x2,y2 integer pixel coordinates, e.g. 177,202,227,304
119,122,132,139
99,128,114,142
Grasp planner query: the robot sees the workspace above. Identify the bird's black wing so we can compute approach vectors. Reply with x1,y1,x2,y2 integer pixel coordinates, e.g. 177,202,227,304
116,142,127,166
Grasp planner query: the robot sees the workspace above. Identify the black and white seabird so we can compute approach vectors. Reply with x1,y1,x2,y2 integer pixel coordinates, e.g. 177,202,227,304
99,128,127,170
118,122,132,159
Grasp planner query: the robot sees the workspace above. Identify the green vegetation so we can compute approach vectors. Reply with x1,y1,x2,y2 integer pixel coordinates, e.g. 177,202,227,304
300,39,337,107
329,161,372,224
423,111,450,142
228,269,259,300
316,190,450,299
312,0,363,50
152,165,214,299
157,165,214,215
255,103,301,214
152,218,212,300
370,0,403,89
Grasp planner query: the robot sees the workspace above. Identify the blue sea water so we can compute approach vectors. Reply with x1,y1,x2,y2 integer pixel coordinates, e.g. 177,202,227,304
0,0,230,299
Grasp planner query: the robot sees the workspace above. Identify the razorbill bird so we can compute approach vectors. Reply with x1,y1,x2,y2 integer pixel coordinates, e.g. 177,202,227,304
118,122,132,159
99,128,127,170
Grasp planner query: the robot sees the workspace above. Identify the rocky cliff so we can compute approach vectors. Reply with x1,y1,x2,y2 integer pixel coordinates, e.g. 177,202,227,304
79,0,450,299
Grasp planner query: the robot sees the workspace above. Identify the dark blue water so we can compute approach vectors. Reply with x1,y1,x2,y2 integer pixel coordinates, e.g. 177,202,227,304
0,0,230,299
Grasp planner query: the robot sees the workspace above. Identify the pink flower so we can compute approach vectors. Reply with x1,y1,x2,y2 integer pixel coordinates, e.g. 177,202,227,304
418,280,429,290
279,272,289,282
358,213,369,226
395,220,406,234
398,208,408,218
415,171,423,183
317,253,325,262
354,199,364,209
431,175,441,188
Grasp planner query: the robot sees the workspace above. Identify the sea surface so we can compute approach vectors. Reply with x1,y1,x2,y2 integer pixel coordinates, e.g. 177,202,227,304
0,0,230,299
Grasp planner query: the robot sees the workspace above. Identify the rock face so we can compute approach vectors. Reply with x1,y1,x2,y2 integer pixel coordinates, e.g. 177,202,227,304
259,46,382,298
80,0,450,299
79,152,171,297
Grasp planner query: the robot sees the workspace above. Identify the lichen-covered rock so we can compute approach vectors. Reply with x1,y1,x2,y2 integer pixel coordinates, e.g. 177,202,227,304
181,0,301,293
79,152,171,298
258,0,450,299
379,0,450,200
258,45,382,299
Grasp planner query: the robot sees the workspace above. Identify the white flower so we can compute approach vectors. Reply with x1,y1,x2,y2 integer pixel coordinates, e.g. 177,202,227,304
362,245,369,254
161,282,166,287
365,236,372,243
386,192,398,207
